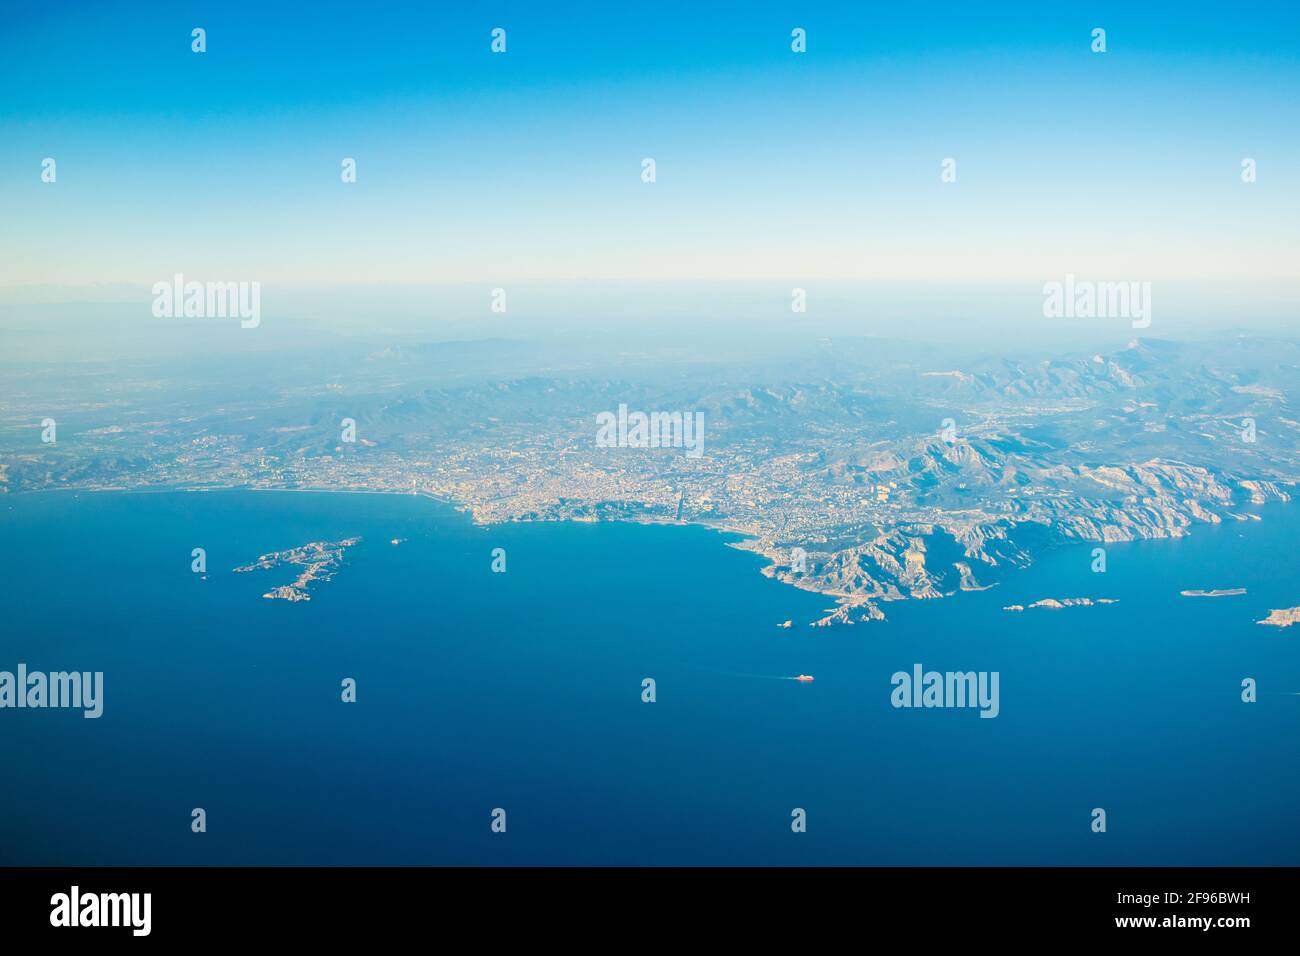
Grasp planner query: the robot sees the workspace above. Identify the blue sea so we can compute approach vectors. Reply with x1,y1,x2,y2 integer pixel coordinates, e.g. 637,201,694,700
1,490,1297,865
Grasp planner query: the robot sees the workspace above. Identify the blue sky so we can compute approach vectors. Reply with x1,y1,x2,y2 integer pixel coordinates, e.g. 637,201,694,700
3,0,1299,286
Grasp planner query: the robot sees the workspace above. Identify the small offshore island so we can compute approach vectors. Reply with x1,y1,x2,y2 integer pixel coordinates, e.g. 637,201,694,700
232,537,361,602
1003,598,1119,612
1257,607,1300,628
1181,588,1247,597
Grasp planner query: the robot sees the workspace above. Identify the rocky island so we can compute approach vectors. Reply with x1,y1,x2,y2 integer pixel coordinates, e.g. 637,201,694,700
1003,598,1119,612
232,537,361,602
1257,607,1300,628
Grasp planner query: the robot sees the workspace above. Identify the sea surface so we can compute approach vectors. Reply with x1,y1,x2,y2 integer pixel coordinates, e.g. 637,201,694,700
1,489,1297,865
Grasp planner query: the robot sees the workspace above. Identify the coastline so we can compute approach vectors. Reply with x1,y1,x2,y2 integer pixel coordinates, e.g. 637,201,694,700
6,484,1293,629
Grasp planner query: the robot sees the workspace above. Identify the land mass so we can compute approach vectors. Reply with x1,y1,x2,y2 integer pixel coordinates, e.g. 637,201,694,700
232,537,361,602
4,334,1297,625
1003,598,1119,611
1257,607,1300,628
